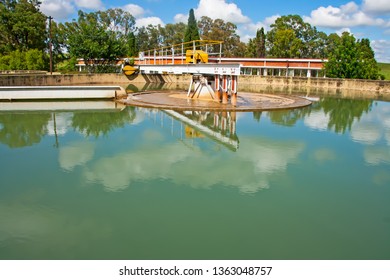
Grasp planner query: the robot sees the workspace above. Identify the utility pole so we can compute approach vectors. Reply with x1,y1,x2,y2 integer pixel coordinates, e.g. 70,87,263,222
48,16,53,75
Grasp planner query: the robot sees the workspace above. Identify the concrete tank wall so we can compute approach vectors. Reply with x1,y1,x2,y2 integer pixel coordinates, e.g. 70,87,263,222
0,73,191,86
238,76,390,99
1,73,390,99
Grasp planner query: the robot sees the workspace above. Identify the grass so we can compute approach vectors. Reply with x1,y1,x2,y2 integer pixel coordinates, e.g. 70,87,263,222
378,63,390,80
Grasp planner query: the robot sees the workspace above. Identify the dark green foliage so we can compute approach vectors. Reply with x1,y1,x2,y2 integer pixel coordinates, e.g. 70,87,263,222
0,49,48,70
184,9,200,43
0,112,51,148
61,9,135,72
246,28,266,57
127,32,138,57
266,15,327,58
325,32,379,79
0,0,46,54
198,16,245,57
0,2,382,79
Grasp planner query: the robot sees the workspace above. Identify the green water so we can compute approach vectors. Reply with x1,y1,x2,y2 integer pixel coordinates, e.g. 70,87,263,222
0,96,390,260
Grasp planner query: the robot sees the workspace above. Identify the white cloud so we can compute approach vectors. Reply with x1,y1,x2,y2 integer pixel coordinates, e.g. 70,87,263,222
74,0,103,10
363,0,390,14
59,141,95,171
47,113,73,136
123,4,146,19
192,0,250,24
135,16,165,28
264,15,280,27
174,0,274,43
122,3,164,28
364,147,390,165
303,2,385,29
174,13,187,24
336,27,352,36
350,122,382,145
40,0,75,20
304,110,330,131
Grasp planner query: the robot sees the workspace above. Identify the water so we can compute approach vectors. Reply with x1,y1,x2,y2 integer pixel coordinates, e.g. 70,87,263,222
0,95,389,260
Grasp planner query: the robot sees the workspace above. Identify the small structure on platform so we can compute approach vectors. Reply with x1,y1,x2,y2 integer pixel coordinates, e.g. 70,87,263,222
123,40,242,106
120,40,313,111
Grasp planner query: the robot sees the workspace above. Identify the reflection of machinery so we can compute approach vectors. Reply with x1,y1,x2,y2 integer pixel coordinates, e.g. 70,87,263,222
164,110,239,151
185,126,204,138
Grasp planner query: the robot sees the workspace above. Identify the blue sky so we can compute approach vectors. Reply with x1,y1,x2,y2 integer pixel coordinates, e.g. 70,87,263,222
40,0,390,62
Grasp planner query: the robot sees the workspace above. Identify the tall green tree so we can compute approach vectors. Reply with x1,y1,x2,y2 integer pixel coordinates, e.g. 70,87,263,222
245,28,266,58
137,24,163,51
127,32,138,57
267,15,326,58
271,29,303,58
0,0,47,54
325,32,379,79
160,23,187,46
62,9,134,72
255,27,266,57
198,16,245,57
357,38,379,80
184,9,200,43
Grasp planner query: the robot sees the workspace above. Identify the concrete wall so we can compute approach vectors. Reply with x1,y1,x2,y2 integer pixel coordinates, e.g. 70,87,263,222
1,73,390,99
239,76,390,99
0,73,191,86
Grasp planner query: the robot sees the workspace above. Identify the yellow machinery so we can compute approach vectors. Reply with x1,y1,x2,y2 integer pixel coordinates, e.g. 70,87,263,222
122,58,139,76
185,50,208,64
122,64,138,76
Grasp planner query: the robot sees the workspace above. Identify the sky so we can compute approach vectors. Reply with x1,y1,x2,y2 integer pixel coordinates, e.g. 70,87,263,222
40,0,390,62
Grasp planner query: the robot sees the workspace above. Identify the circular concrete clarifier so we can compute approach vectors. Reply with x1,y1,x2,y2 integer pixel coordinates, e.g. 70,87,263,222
118,90,312,112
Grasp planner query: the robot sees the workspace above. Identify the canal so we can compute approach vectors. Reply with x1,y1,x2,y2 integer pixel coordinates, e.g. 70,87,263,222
0,89,389,260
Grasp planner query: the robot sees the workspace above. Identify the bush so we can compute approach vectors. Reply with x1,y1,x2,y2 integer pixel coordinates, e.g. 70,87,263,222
0,55,11,70
25,49,47,70
0,49,48,71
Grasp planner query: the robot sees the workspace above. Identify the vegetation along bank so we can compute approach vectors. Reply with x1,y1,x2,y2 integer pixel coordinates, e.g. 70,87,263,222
0,1,388,81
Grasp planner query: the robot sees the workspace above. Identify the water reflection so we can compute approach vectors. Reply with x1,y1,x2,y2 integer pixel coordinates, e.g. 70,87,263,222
1,97,389,186
83,123,304,193
162,110,239,151
0,102,135,148
269,98,372,133
59,141,96,171
0,113,51,148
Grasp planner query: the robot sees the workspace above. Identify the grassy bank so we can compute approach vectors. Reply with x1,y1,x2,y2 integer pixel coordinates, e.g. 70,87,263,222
378,63,390,80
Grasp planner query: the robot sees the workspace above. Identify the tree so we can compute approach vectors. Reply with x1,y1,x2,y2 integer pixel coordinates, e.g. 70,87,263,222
136,24,163,51
160,23,186,46
198,16,244,57
62,10,132,72
267,15,326,58
325,32,379,79
127,32,138,57
0,112,51,148
245,28,266,58
271,29,303,58
0,0,46,54
255,28,266,57
184,9,200,43
357,38,379,80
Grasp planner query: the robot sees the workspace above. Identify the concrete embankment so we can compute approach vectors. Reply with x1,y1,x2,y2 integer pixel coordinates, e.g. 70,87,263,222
1,73,390,99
